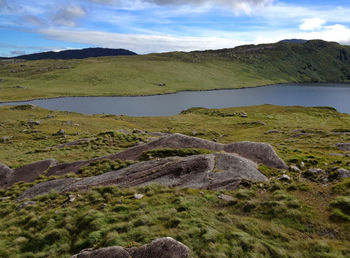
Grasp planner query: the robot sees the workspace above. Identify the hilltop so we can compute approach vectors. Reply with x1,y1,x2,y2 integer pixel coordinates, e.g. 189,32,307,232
0,48,137,61
0,39,350,102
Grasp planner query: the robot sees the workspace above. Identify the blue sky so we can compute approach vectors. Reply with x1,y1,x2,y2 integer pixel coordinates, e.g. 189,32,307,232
1,0,350,56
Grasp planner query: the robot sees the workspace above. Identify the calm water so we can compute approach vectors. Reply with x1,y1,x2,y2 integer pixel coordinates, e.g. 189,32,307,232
1,83,350,116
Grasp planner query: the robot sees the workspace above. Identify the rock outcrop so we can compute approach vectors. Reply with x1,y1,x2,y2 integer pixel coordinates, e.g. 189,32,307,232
1,159,58,188
71,237,190,258
47,133,287,177
18,153,267,200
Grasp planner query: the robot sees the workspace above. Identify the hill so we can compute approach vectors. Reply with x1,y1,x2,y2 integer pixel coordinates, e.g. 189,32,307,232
0,48,137,61
0,40,350,102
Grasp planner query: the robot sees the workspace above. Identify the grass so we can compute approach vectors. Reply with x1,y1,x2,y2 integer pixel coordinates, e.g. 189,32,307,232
0,104,350,257
1,40,350,102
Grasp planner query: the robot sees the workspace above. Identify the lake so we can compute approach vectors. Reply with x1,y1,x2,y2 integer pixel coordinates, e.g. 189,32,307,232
1,83,350,116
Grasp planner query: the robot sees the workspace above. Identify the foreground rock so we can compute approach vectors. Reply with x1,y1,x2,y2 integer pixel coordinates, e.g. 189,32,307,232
1,159,58,188
0,162,13,187
47,133,287,177
72,237,189,258
18,153,267,200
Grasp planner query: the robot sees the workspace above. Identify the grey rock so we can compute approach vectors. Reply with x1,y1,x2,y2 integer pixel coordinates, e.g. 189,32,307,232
56,129,65,135
27,119,41,126
1,136,10,143
72,237,189,258
308,168,324,174
1,159,59,188
336,143,350,151
240,112,248,118
329,153,344,157
289,165,301,172
279,174,291,181
218,194,234,202
18,153,268,200
0,78,4,82
134,193,144,200
55,138,93,149
266,130,281,134
17,201,36,211
158,82,166,87
337,168,350,179
48,133,287,177
0,197,10,201
0,162,13,187
300,161,305,169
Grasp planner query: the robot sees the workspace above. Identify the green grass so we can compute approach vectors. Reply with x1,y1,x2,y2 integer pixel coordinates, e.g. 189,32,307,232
1,40,350,102
1,104,350,257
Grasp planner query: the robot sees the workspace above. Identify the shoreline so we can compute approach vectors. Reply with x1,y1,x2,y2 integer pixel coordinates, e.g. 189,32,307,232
1,81,350,104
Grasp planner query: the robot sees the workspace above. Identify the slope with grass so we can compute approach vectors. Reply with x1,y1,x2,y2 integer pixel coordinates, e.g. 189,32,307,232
1,40,350,102
0,104,350,257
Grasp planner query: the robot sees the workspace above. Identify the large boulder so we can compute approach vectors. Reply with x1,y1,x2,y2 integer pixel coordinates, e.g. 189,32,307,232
2,159,58,188
46,133,287,177
18,153,267,200
72,237,190,258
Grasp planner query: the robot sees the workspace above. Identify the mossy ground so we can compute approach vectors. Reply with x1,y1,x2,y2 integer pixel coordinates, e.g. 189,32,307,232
0,104,350,257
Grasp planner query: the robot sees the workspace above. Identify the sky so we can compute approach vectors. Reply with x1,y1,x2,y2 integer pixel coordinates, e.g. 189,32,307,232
1,0,350,56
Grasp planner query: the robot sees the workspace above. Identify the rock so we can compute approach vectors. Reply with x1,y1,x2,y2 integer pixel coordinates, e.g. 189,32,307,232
17,201,36,211
0,197,10,201
0,162,13,187
1,159,59,188
55,138,93,149
27,119,41,126
158,82,166,87
329,153,344,157
56,129,65,135
279,174,291,181
63,121,73,125
0,78,4,82
308,168,324,174
72,237,189,258
218,194,234,202
266,130,281,134
132,129,145,134
14,85,26,89
336,143,350,151
68,194,76,202
44,133,287,177
300,161,305,169
240,112,248,118
18,153,268,200
1,136,10,143
134,193,144,200
47,115,55,119
289,165,301,172
337,168,350,179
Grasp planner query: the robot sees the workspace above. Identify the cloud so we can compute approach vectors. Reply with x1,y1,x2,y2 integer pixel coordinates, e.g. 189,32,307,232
23,15,45,26
298,24,350,45
299,18,326,31
53,5,87,26
38,28,247,53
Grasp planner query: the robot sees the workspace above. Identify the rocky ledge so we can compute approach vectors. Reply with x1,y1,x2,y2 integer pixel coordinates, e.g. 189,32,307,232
71,237,190,258
18,152,268,200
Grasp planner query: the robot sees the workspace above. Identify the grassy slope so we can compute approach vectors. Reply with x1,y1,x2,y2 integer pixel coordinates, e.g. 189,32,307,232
1,40,350,102
0,104,350,257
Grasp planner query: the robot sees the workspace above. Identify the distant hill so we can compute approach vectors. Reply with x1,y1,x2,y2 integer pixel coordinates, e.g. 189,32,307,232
279,39,308,44
2,48,137,60
1,39,350,102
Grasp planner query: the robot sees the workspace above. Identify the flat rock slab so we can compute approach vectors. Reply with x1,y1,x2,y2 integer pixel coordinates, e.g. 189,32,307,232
18,153,267,200
72,237,190,258
46,133,287,177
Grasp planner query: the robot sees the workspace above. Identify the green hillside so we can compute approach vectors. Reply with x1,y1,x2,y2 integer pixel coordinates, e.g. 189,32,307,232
1,40,350,102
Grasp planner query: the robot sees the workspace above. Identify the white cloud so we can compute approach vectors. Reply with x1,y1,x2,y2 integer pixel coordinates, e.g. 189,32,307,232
53,5,86,27
38,28,247,53
299,18,326,31
297,24,350,45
